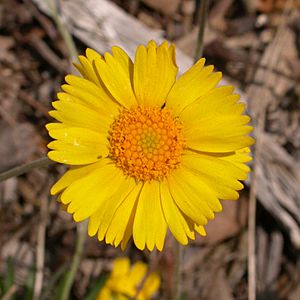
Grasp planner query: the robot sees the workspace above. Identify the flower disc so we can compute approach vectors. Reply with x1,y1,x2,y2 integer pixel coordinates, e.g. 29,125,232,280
109,106,185,181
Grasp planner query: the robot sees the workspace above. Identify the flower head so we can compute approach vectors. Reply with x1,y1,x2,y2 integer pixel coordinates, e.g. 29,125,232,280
46,41,254,251
96,257,160,300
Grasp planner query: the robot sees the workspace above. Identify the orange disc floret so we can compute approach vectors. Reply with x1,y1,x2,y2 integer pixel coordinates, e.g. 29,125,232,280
109,106,185,181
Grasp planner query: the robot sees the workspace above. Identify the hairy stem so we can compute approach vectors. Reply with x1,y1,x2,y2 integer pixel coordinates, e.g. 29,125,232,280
61,221,88,300
0,157,52,182
194,0,210,61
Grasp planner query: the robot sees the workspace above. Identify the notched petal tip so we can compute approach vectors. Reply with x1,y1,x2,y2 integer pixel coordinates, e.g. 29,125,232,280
146,243,155,252
48,110,57,118
64,74,78,85
46,141,56,150
45,123,53,131
214,71,223,80
195,57,206,67
51,101,60,110
178,238,189,246
73,212,85,222
85,48,102,61
88,226,98,237
50,185,58,196
213,200,223,212
78,54,87,63
198,226,207,237
133,238,146,251
60,84,70,93
47,150,62,164
168,43,177,67
147,40,157,48
155,242,165,252
247,136,256,146
103,51,113,62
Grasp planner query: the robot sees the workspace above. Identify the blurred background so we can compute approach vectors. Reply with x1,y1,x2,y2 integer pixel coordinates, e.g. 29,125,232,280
0,0,300,299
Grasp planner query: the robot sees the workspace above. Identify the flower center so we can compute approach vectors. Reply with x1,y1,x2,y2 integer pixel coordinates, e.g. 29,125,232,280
109,106,185,181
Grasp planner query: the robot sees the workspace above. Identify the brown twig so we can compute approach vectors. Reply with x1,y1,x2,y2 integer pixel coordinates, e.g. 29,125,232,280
0,105,17,127
19,90,51,118
0,284,18,300
28,33,68,72
24,0,57,39
247,1,294,300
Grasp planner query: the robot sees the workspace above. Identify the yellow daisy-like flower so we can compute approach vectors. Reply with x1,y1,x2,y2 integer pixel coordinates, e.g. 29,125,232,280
96,257,160,300
46,40,254,251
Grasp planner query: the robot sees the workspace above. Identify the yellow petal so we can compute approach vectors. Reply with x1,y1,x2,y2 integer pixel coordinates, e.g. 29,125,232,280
47,141,105,158
174,167,222,213
179,86,244,124
88,176,136,237
47,127,108,164
166,58,222,115
182,152,247,200
104,182,143,246
73,62,86,79
95,52,137,108
86,48,102,63
60,161,125,221
185,115,254,153
87,208,103,237
167,42,176,66
65,75,103,98
76,55,100,85
60,84,119,117
194,224,206,236
64,75,120,115
133,181,167,251
57,92,89,107
48,150,101,165
141,272,160,299
111,46,134,81
168,166,222,224
50,163,102,195
116,295,129,300
160,181,193,245
96,286,112,300
48,126,107,147
111,257,130,277
221,147,252,173
128,261,147,286
51,100,111,133
119,204,136,250
45,122,68,131
133,41,178,107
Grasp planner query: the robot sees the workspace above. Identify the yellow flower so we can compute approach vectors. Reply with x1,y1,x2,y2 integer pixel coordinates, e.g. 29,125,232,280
46,41,254,251
96,257,160,300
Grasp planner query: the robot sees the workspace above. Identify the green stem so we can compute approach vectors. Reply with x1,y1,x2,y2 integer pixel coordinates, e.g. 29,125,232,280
45,0,78,61
61,221,88,300
194,0,210,62
0,157,52,182
173,244,183,300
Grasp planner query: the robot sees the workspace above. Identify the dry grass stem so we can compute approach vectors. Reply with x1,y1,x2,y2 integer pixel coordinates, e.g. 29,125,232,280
247,1,295,300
